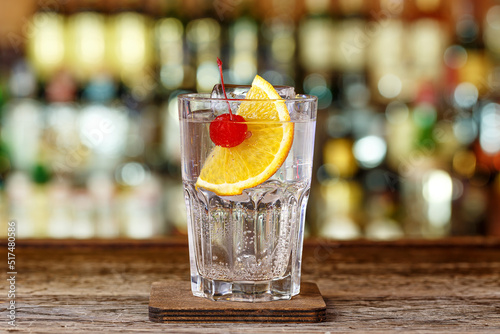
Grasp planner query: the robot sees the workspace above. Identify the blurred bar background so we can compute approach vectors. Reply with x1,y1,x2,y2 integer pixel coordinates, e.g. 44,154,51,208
0,0,499,240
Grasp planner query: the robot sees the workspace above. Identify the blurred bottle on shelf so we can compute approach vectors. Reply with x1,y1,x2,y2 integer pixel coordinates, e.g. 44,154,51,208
160,92,186,233
2,60,45,238
445,0,498,237
107,10,154,97
79,74,128,173
30,145,52,237
155,15,187,238
260,0,296,85
298,0,334,74
47,180,73,238
229,16,258,84
27,12,66,81
2,61,43,173
66,11,107,82
298,0,337,236
42,70,77,238
5,172,33,238
156,17,185,91
186,17,221,92
87,172,117,238
45,70,80,181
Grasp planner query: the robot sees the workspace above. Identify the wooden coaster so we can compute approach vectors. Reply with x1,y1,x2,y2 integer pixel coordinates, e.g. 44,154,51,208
149,281,326,323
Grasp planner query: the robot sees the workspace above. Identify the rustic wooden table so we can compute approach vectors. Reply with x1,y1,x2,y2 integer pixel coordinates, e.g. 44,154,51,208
1,238,500,333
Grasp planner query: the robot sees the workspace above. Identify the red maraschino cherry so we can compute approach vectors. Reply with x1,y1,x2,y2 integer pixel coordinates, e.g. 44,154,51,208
209,58,247,148
210,113,247,147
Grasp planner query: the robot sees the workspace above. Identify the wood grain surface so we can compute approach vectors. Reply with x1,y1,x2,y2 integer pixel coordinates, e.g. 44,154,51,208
1,237,500,333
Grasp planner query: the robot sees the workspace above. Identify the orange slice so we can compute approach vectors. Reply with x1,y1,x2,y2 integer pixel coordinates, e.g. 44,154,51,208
196,75,294,195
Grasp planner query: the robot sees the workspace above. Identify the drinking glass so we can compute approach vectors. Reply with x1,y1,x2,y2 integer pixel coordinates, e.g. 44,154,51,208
178,90,317,302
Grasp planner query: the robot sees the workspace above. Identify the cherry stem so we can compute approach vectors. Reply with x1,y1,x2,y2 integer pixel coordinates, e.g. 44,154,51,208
217,57,233,120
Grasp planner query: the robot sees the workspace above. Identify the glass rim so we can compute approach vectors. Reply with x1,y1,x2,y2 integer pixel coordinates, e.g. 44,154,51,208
177,93,318,103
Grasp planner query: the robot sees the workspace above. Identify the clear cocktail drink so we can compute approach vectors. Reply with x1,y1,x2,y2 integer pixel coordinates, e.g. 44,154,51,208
178,81,317,302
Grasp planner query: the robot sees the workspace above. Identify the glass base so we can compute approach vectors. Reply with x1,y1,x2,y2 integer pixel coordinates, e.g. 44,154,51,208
191,274,299,302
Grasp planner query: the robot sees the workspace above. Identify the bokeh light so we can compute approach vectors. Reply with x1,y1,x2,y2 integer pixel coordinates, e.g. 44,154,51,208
67,12,106,77
423,170,453,228
378,74,402,99
453,117,478,145
353,136,387,168
157,18,184,90
456,16,479,44
28,12,65,78
303,73,332,109
480,103,500,154
443,45,468,69
365,219,404,240
196,61,219,92
484,6,500,54
116,162,149,186
454,82,479,109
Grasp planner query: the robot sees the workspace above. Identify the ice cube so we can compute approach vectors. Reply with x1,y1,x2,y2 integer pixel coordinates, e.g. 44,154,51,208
285,94,314,121
211,84,296,99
